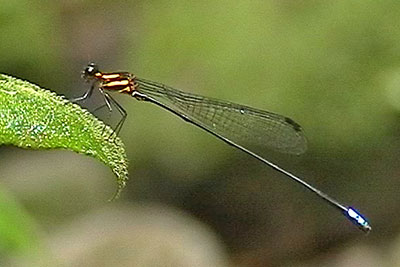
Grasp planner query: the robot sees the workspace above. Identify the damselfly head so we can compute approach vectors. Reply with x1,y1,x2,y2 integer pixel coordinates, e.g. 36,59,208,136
82,63,99,81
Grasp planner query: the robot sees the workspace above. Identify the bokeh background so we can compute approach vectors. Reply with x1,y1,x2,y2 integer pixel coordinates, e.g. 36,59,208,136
1,0,400,266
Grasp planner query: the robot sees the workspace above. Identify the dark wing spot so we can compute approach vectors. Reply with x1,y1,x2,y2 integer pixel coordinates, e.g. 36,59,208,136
285,117,303,132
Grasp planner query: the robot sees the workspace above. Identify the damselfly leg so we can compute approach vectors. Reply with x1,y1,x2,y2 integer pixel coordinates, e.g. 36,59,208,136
70,83,95,103
99,88,127,136
71,75,127,136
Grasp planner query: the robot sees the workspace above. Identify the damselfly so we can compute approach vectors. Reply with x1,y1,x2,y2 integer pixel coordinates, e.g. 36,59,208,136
73,63,371,233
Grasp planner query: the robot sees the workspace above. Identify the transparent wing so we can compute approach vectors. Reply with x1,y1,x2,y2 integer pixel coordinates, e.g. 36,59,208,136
136,78,307,155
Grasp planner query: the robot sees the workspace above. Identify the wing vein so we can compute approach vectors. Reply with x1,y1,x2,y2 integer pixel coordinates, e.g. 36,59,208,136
136,78,307,155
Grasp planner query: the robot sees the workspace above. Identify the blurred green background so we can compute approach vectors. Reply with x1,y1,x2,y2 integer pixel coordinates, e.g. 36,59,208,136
1,0,400,266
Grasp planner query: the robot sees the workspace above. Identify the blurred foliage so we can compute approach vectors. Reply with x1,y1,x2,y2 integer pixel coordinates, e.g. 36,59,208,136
132,0,400,154
0,184,39,256
1,0,400,266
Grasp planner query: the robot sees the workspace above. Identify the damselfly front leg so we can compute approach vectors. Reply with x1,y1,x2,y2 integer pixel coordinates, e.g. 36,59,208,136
70,83,96,103
98,88,127,137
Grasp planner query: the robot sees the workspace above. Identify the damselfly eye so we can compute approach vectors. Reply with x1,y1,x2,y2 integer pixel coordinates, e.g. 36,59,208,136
82,63,99,79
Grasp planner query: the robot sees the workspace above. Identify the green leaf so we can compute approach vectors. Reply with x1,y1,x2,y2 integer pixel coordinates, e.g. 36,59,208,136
0,74,128,200
0,185,39,255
